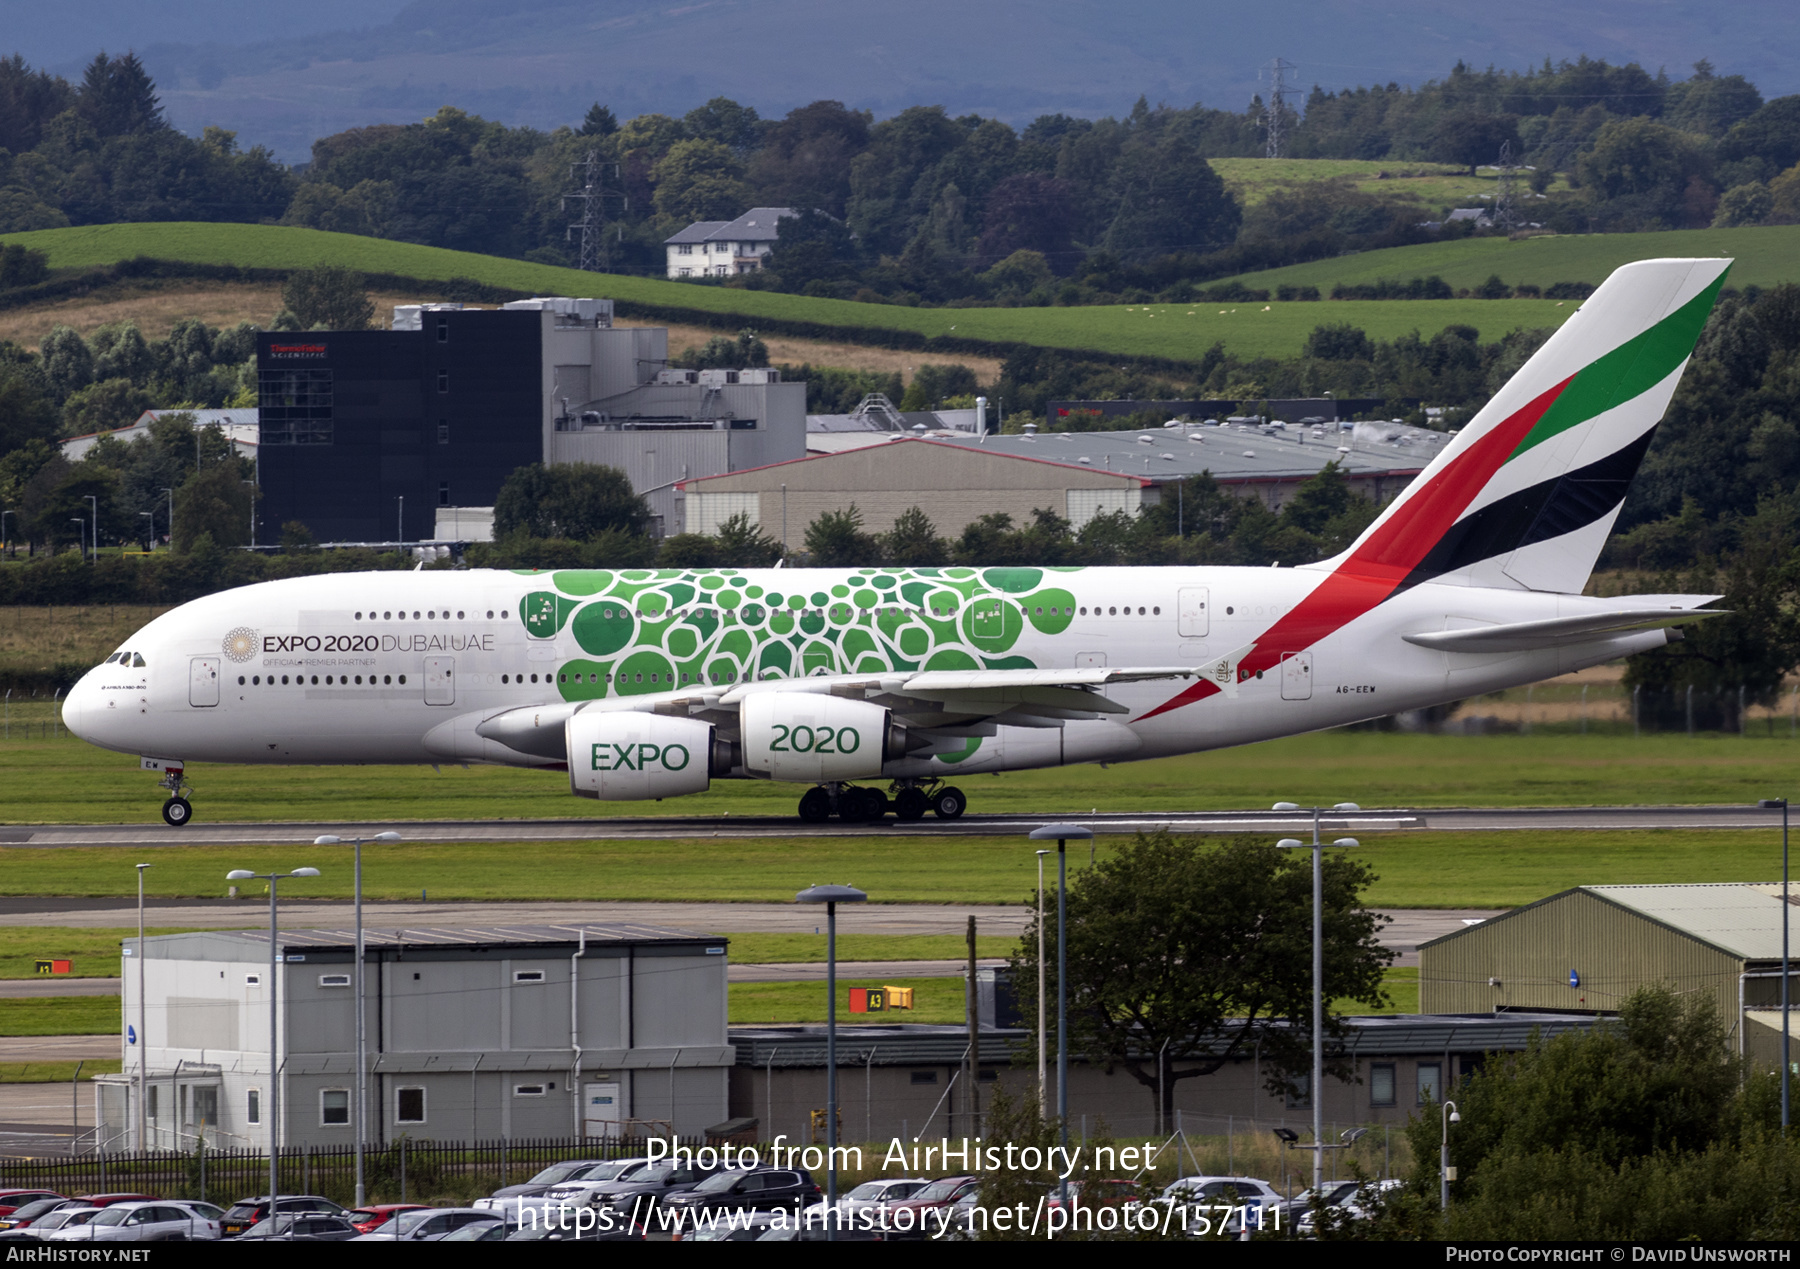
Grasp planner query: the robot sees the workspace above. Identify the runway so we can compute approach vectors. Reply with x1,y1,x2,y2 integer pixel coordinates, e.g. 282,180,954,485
0,802,1781,849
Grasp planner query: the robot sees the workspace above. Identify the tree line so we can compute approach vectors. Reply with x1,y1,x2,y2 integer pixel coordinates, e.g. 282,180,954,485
5,52,1800,308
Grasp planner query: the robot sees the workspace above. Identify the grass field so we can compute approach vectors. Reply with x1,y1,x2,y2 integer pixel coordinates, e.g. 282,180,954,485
4,726,1796,826
0,828,1784,911
6,223,1577,362
0,927,189,979
723,934,1016,963
1216,223,1800,296
1208,157,1569,210
0,996,120,1036
0,1060,121,1083
0,605,173,692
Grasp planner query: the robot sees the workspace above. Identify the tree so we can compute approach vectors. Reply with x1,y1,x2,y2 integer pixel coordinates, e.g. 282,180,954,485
278,267,374,331
748,100,872,219
882,506,948,566
671,330,769,370
172,463,253,552
1576,118,1713,227
60,378,152,437
1103,134,1242,258
38,326,94,404
492,464,648,540
651,139,750,222
1721,94,1800,176
579,103,618,137
1304,323,1372,361
977,173,1079,263
713,512,782,566
683,97,762,155
76,52,164,138
1009,831,1392,1122
802,504,881,566
1429,111,1520,175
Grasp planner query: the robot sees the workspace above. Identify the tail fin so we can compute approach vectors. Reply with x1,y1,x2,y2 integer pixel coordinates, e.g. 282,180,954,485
1330,257,1730,595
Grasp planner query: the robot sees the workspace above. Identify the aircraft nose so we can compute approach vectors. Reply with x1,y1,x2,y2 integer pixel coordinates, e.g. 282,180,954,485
62,672,132,751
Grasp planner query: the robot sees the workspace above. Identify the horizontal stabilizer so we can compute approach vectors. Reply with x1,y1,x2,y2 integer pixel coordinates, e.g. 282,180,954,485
1403,606,1726,653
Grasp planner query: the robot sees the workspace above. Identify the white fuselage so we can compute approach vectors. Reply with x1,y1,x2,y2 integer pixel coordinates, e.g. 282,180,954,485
63,566,1664,787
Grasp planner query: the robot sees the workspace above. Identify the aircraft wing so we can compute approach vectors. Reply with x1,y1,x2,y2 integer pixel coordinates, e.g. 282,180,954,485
474,665,1198,757
1402,605,1727,654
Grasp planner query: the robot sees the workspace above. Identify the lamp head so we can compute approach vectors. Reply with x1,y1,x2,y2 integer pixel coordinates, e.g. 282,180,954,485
1275,838,1304,849
313,835,341,845
1029,824,1093,841
291,867,321,878
226,870,255,881
1271,802,1301,812
1333,837,1360,849
796,884,867,905
374,832,403,843
1332,802,1361,812
1272,1127,1299,1144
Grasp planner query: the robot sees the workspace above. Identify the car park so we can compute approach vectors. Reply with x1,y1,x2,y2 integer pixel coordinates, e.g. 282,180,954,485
233,1214,362,1242
220,1195,347,1237
349,1207,501,1241
530,1158,656,1213
1158,1176,1286,1236
0,1198,80,1232
46,1201,221,1242
478,1159,616,1208
69,1194,159,1209
345,1204,432,1235
661,1168,822,1226
504,1215,644,1242
880,1176,979,1239
675,1212,780,1242
574,1160,723,1222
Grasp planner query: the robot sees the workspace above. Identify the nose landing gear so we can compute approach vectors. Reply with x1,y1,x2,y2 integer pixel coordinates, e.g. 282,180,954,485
156,767,194,827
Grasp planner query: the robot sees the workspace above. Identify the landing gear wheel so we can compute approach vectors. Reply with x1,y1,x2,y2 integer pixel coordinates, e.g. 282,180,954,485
798,787,832,823
860,788,889,821
894,788,928,822
931,786,967,819
161,797,193,827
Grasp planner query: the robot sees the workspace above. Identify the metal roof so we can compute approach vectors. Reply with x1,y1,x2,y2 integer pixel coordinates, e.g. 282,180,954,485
1418,883,1800,963
925,419,1435,485
664,207,798,245
729,1013,1599,1068
143,923,722,953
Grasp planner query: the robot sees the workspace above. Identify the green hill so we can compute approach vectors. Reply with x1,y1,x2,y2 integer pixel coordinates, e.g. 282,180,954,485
1217,224,1800,296
5,222,1578,365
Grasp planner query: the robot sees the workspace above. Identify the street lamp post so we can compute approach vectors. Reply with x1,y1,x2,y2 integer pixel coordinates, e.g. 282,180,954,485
315,832,402,1206
1440,1099,1461,1209
225,866,322,1221
1273,801,1362,1195
1761,797,1791,1131
135,863,151,1150
1035,849,1050,1118
1029,824,1093,1206
796,883,866,1240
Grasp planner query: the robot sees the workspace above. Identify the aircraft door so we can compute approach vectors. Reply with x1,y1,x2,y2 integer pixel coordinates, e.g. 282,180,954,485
188,658,219,707
584,1082,623,1137
424,657,456,706
1178,587,1210,637
1280,652,1313,700
1076,651,1106,669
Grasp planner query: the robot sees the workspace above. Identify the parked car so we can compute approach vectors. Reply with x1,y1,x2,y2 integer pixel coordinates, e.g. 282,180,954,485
69,1194,158,1209
1277,1179,1363,1222
813,1177,932,1220
233,1214,362,1242
1158,1176,1285,1236
661,1168,823,1226
220,1195,347,1237
1295,1179,1404,1231
480,1159,615,1204
438,1220,510,1242
0,1198,80,1232
8,1207,102,1239
345,1204,432,1235
0,1192,62,1218
349,1207,501,1242
532,1158,657,1211
880,1175,978,1236
504,1215,644,1242
675,1212,780,1243
46,1201,220,1242
577,1161,724,1222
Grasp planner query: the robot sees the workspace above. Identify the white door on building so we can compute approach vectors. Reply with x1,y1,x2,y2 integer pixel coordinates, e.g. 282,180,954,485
188,657,219,707
1177,587,1210,637
584,1082,623,1137
424,657,455,706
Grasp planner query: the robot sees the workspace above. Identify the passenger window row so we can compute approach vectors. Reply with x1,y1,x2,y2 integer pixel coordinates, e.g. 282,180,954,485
240,674,407,686
354,609,508,620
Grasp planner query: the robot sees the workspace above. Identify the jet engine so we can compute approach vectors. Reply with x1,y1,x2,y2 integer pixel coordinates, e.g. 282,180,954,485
741,693,907,782
567,711,725,800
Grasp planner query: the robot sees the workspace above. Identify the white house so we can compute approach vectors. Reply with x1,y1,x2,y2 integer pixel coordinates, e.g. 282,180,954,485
664,207,797,279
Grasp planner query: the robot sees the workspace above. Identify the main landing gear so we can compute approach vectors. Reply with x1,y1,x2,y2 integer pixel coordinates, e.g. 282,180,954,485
795,780,965,824
157,767,194,827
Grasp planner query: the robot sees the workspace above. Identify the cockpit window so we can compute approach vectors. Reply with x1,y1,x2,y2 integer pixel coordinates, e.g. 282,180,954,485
131,653,146,668
104,653,121,664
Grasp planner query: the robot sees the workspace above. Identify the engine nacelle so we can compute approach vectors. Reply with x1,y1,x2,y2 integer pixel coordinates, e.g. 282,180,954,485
567,712,718,800
741,693,902,782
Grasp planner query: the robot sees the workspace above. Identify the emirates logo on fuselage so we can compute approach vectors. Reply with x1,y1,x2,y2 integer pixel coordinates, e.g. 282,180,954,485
222,628,260,662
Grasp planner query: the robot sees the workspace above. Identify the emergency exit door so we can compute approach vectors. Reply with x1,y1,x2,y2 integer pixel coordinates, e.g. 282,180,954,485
188,658,219,707
1280,652,1313,700
424,657,455,706
1178,588,1210,637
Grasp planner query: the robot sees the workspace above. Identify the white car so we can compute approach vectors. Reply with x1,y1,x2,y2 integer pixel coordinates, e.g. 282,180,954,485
1159,1176,1285,1236
473,1159,619,1220
18,1207,102,1239
535,1159,654,1211
1295,1179,1404,1230
349,1207,503,1242
47,1202,221,1242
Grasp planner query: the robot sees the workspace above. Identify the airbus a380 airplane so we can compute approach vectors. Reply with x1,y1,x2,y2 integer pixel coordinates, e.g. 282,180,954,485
65,258,1731,827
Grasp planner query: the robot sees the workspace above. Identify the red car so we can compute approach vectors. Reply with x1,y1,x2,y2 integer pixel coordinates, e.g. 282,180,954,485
0,1192,62,1219
72,1195,159,1208
346,1204,432,1236
879,1176,978,1238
